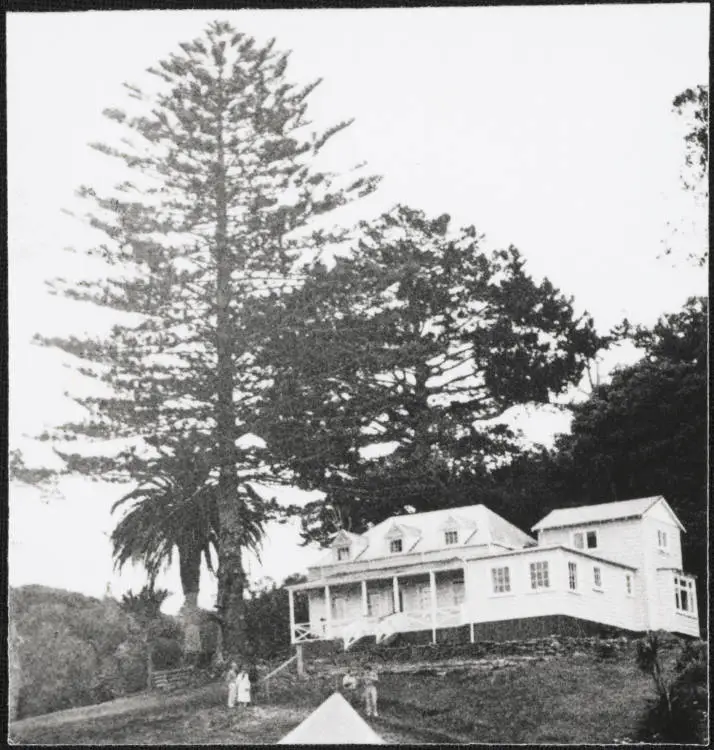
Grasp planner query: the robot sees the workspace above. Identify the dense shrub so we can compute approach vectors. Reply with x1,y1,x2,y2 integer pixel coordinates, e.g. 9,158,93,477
242,575,307,662
9,585,181,719
150,637,184,670
636,636,708,743
594,640,617,660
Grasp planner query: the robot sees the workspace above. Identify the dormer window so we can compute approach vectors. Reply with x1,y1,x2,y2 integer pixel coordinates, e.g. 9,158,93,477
385,520,420,555
330,529,366,563
444,530,459,545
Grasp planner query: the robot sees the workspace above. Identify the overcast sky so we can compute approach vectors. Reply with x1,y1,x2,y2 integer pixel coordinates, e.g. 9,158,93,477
8,6,708,614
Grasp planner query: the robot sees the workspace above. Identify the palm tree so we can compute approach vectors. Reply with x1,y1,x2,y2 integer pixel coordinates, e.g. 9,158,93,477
110,443,265,613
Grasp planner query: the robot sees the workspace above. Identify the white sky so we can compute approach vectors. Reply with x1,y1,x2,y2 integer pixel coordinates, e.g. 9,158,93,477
7,6,708,614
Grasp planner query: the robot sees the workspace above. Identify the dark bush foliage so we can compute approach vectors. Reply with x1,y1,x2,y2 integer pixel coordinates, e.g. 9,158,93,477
636,637,708,744
150,637,184,670
242,574,307,662
594,641,617,660
9,585,185,719
10,586,152,718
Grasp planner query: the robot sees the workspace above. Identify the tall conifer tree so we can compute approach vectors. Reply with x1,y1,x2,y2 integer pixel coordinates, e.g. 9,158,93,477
37,21,378,656
251,206,606,543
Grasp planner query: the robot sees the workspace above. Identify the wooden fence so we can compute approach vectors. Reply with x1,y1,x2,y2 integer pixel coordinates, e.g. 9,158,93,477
150,666,195,691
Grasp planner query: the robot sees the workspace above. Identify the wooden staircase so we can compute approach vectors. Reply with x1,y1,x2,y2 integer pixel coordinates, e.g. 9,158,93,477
342,611,412,650
342,620,373,651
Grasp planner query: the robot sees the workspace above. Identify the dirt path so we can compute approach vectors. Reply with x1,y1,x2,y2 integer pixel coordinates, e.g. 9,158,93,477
9,686,438,745
9,683,224,734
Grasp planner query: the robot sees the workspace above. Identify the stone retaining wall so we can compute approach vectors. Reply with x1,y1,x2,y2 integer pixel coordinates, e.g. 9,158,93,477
303,634,643,676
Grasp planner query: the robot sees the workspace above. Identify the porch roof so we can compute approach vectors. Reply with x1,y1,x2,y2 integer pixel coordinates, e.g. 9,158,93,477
658,567,697,579
286,557,465,591
462,543,638,571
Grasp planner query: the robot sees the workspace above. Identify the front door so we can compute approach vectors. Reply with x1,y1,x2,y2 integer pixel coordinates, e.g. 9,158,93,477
452,578,465,606
415,583,431,611
368,590,391,618
333,595,347,621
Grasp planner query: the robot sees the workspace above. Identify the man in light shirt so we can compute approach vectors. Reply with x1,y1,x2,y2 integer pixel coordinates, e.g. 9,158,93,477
362,665,379,718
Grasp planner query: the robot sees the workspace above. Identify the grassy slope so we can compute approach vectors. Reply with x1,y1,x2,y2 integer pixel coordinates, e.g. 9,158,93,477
10,653,656,745
379,653,654,743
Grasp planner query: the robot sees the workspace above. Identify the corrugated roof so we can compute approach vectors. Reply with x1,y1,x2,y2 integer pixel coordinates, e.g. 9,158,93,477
464,544,637,570
531,495,677,531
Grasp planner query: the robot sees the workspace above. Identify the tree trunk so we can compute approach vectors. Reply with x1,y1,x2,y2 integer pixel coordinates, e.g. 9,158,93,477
178,542,201,613
146,635,153,691
413,360,432,463
214,87,248,660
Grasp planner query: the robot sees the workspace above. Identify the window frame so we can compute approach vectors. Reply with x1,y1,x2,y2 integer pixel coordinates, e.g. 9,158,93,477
568,561,578,591
674,575,695,614
529,561,550,591
625,573,633,596
389,538,403,554
444,529,459,546
491,566,511,595
336,546,350,562
657,529,670,553
593,566,603,590
572,529,598,550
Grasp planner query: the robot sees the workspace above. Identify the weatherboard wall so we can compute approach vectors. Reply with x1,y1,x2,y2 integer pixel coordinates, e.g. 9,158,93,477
641,513,686,631
464,548,640,632
536,517,650,630
536,517,644,570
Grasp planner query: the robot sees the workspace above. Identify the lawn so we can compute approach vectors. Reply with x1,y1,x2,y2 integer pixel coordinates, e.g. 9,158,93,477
378,652,656,743
10,652,657,745
8,680,429,745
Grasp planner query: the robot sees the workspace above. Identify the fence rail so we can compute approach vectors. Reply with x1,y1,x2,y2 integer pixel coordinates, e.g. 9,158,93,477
293,622,322,642
294,605,466,646
262,653,299,699
150,666,195,690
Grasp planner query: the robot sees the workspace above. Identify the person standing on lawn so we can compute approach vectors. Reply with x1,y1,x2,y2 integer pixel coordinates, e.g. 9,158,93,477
248,663,259,701
226,662,239,708
342,668,359,706
236,664,252,708
363,664,379,717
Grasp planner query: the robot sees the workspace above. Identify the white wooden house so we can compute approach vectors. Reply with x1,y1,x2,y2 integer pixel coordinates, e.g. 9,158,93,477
286,496,699,650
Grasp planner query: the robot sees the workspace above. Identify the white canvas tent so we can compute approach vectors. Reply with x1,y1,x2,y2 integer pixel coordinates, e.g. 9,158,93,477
279,691,385,744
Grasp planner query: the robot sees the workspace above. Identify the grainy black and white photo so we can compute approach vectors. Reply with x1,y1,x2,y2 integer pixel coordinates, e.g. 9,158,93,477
7,5,708,744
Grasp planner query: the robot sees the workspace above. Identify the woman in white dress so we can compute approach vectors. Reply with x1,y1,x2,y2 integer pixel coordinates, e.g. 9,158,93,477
236,665,251,707
226,662,239,708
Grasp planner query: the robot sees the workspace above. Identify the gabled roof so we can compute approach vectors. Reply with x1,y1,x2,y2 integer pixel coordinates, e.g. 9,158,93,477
439,513,479,531
484,506,538,548
313,504,535,567
331,530,364,547
384,521,421,539
532,495,684,532
279,691,384,744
